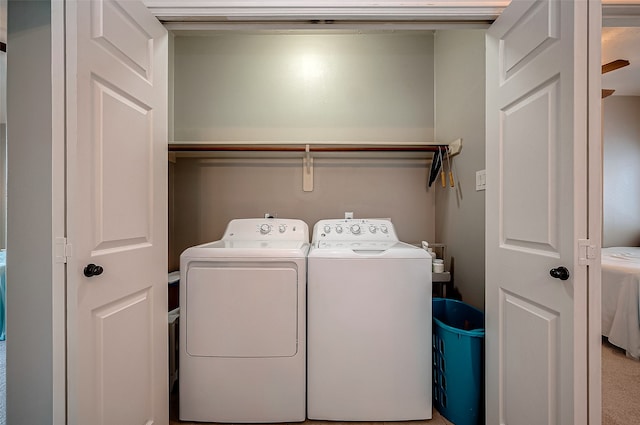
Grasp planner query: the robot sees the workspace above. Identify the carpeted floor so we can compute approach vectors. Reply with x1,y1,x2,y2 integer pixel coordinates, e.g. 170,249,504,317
0,340,634,424
602,338,640,425
168,340,640,424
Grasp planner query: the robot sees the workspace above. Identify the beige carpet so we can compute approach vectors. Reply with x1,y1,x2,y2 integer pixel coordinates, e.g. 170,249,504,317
602,339,640,425
0,339,629,425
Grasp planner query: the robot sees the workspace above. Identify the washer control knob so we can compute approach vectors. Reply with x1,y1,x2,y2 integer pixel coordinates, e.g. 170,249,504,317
278,224,286,233
369,225,377,233
336,225,343,234
259,224,271,235
380,225,388,234
323,225,331,234
350,224,361,235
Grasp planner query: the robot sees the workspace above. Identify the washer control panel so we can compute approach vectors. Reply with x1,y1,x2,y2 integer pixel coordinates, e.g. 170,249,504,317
222,218,309,242
312,218,398,242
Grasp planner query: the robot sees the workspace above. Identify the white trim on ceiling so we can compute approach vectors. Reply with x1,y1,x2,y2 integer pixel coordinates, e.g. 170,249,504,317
602,3,640,26
144,0,508,23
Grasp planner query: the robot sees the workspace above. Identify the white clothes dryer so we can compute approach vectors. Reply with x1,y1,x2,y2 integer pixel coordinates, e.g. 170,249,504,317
179,218,309,423
307,218,432,421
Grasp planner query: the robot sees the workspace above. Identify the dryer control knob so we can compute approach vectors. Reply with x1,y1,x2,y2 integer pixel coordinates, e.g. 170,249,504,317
323,225,331,234
369,225,377,233
260,224,271,235
350,224,361,234
278,224,287,233
336,225,343,233
380,225,388,234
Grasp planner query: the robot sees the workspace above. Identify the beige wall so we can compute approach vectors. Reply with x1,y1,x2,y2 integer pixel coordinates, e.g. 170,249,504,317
602,96,640,247
7,2,57,422
170,155,436,268
168,31,490,291
169,31,439,268
172,32,435,143
434,30,486,310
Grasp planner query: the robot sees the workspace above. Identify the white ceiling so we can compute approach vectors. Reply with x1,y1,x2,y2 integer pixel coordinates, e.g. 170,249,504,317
602,27,640,96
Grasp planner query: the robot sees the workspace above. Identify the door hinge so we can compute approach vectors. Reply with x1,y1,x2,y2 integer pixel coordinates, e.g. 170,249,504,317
55,237,72,264
578,239,597,266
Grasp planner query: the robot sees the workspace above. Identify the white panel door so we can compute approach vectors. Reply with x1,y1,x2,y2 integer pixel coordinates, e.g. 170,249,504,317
486,0,597,424
65,1,168,424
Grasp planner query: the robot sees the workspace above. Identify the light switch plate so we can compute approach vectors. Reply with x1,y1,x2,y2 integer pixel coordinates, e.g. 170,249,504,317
476,170,486,191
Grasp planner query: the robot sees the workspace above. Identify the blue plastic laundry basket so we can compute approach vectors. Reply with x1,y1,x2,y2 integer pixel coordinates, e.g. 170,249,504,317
432,298,485,425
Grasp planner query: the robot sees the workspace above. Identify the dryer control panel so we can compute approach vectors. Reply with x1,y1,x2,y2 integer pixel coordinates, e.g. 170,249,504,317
312,219,398,242
222,218,309,242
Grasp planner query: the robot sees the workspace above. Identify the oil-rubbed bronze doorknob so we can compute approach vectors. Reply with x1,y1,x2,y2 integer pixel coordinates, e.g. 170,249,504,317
84,263,104,277
549,266,570,281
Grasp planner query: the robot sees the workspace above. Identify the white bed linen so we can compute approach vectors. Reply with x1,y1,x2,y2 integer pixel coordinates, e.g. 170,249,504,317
601,247,640,359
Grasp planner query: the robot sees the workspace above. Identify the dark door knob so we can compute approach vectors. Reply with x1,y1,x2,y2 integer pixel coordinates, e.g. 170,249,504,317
84,263,104,277
550,266,570,281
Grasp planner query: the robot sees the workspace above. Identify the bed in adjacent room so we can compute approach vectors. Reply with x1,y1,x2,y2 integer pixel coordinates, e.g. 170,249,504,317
601,247,640,359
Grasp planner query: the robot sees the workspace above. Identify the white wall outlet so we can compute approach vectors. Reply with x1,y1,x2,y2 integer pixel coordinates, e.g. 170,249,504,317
345,212,354,219
476,170,486,191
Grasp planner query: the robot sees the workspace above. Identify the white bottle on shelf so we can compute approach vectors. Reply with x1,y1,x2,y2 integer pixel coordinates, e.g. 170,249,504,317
433,259,445,273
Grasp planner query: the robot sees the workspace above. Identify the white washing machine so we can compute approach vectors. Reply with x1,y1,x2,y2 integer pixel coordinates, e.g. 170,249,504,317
307,218,432,421
179,218,309,423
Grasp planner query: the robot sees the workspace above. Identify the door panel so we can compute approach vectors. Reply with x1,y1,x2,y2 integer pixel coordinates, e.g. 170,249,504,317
92,0,154,80
95,289,153,424
486,0,592,423
501,0,559,76
502,78,559,252
66,1,168,424
92,77,152,250
502,291,559,423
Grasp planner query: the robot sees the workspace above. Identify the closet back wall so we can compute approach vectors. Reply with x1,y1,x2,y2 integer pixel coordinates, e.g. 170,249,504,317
169,32,437,267
170,156,436,268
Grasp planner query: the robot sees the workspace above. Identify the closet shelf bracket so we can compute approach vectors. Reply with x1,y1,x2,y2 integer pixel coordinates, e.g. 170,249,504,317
448,138,462,156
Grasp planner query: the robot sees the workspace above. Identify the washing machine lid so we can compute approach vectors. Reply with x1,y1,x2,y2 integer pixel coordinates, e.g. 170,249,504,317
309,240,429,259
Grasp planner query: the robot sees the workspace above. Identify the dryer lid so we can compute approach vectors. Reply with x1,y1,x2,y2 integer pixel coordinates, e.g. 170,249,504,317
182,239,310,259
